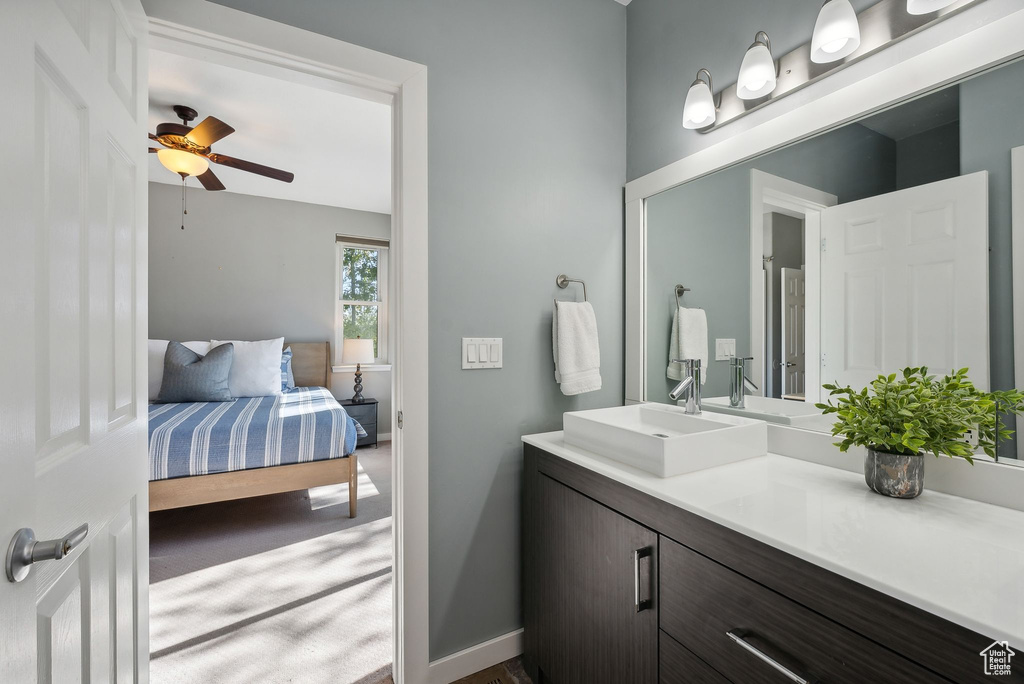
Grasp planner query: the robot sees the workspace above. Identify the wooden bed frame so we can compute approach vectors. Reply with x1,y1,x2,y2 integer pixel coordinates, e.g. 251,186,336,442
149,341,358,518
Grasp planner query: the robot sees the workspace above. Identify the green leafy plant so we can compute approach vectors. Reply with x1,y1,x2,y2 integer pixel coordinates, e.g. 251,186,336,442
815,367,1024,464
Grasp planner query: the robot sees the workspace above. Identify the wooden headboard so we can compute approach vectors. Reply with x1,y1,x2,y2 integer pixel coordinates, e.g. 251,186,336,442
284,341,332,390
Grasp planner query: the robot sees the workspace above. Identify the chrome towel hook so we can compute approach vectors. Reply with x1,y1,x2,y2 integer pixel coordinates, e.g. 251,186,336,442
674,284,691,309
556,274,588,302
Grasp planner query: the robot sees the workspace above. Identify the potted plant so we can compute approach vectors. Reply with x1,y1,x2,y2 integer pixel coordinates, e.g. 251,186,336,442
816,367,1024,499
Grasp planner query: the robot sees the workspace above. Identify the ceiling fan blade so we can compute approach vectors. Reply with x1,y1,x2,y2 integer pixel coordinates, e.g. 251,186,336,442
149,147,159,153
208,153,294,183
196,168,226,191
149,132,159,141
185,116,235,147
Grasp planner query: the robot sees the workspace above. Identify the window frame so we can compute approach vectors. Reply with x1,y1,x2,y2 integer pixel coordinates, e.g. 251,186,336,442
335,238,389,366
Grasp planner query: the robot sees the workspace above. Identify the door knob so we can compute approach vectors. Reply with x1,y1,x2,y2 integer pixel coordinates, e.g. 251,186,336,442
6,523,88,583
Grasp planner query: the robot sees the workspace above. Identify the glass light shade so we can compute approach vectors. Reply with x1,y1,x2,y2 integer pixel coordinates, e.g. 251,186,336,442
906,0,957,14
342,337,375,364
682,80,716,130
737,42,777,100
157,148,209,177
810,0,861,64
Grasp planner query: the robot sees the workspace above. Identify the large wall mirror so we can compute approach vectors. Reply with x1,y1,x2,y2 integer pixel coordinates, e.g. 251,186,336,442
638,56,1024,459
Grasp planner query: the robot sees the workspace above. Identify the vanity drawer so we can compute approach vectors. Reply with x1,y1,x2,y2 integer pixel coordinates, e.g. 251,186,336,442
659,537,947,684
660,631,729,684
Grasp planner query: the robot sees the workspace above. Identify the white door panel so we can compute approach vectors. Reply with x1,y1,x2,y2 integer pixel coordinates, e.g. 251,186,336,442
821,172,989,392
1,0,149,681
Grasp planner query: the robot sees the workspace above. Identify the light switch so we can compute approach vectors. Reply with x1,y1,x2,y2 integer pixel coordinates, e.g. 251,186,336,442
462,338,503,369
715,338,736,361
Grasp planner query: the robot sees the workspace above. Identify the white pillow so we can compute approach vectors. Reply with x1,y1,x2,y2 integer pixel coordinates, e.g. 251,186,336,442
148,340,212,401
211,338,284,398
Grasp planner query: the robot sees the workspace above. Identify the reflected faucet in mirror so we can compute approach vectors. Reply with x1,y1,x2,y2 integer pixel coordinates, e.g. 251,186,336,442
726,356,758,409
669,359,702,415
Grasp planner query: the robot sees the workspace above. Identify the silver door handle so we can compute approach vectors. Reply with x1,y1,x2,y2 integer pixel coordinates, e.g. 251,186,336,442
726,630,809,684
6,524,89,583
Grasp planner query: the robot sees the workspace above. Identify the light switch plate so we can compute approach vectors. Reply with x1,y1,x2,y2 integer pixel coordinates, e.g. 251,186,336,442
463,337,502,369
715,338,736,361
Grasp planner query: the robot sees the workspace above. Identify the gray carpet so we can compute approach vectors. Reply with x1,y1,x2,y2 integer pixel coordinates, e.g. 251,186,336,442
149,443,393,684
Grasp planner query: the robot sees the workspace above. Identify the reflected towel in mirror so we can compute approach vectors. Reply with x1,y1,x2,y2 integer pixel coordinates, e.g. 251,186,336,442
668,307,708,384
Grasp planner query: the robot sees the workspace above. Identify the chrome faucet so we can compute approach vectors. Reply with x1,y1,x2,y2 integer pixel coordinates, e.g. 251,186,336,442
669,359,702,415
728,356,758,409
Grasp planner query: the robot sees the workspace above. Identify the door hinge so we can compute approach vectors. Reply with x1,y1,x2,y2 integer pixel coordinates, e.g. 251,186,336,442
397,410,404,429
820,237,827,252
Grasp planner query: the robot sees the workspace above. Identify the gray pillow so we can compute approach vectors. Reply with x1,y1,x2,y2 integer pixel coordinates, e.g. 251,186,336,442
157,341,234,403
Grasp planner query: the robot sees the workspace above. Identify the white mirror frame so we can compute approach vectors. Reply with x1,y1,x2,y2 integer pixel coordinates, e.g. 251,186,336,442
624,0,1024,404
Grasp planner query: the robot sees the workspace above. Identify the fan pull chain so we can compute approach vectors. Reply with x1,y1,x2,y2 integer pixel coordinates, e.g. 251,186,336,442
180,174,187,230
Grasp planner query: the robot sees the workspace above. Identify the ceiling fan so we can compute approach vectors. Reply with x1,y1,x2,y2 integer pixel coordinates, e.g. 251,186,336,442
148,104,295,191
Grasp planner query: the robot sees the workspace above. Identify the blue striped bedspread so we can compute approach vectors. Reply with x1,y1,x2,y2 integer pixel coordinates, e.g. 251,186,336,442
148,386,366,481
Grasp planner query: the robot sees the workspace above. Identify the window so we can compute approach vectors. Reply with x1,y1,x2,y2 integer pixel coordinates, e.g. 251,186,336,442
336,237,388,365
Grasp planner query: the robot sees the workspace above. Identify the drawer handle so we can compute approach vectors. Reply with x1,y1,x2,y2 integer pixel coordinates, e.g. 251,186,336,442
726,630,809,684
633,546,653,612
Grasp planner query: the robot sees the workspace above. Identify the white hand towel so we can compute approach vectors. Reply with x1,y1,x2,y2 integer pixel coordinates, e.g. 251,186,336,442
552,300,602,396
667,307,708,385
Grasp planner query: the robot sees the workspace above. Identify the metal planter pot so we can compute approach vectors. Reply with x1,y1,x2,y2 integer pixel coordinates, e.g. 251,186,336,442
864,448,924,499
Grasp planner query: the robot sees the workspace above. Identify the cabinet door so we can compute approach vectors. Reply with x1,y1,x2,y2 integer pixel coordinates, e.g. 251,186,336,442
531,475,658,684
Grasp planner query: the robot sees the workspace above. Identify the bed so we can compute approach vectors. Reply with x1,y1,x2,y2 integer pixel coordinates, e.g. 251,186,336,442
147,341,363,518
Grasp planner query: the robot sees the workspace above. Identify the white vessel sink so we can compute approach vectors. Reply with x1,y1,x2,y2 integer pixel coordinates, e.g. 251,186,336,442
702,395,834,431
562,403,767,478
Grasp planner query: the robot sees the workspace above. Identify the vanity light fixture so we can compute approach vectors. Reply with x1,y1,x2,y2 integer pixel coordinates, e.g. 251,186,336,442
737,32,777,100
906,0,957,14
682,69,718,130
811,0,862,63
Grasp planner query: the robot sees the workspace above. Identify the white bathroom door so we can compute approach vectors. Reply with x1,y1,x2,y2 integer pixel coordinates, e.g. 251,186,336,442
781,268,806,397
0,0,149,682
820,172,989,392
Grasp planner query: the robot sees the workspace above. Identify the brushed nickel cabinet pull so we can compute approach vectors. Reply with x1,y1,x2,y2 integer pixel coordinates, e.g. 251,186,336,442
633,546,653,612
726,629,809,684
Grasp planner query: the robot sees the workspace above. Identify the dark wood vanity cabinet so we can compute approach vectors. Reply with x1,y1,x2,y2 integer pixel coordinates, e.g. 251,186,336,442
523,444,1019,684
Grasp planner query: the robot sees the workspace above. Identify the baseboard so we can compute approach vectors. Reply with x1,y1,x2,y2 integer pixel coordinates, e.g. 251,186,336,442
427,628,524,684
378,432,392,443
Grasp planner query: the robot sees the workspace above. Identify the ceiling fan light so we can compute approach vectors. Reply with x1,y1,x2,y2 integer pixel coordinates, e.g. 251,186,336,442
683,71,717,130
737,34,777,100
811,0,861,64
157,148,209,177
906,0,957,14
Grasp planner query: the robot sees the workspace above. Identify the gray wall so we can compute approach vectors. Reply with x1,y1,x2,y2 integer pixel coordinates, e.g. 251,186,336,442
646,124,896,404
897,121,960,190
961,59,1024,456
205,0,628,659
626,0,876,181
148,184,395,432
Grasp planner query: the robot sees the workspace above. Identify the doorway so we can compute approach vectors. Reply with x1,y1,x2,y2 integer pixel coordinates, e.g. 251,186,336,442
145,2,429,682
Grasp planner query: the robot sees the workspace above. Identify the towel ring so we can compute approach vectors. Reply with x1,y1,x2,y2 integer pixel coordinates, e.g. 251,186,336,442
556,274,587,302
674,284,691,309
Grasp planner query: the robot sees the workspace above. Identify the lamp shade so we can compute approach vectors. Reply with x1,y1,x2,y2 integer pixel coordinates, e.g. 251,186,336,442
157,148,209,177
906,0,956,14
682,76,716,130
342,338,375,364
810,0,861,64
737,35,776,100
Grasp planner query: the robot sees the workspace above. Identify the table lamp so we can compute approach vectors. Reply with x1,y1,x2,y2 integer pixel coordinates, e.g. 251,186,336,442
342,337,375,403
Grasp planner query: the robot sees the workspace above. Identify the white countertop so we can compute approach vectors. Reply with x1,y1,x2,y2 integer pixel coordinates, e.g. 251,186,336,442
523,431,1024,645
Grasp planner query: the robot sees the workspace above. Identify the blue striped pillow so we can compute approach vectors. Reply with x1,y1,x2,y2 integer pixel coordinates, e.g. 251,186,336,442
281,347,296,391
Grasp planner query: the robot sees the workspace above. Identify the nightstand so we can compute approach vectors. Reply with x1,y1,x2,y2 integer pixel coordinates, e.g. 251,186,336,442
340,398,378,448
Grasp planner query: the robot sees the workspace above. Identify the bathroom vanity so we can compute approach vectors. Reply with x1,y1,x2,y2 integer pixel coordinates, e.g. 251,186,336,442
521,432,1024,684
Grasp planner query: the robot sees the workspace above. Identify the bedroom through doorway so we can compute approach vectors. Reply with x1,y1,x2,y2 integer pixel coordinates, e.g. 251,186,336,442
144,27,397,684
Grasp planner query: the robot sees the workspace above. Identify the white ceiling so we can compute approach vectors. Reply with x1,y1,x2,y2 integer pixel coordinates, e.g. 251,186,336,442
148,49,392,214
